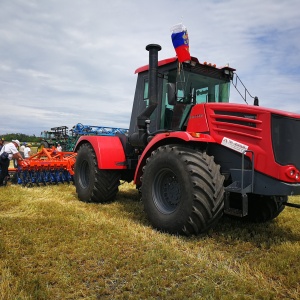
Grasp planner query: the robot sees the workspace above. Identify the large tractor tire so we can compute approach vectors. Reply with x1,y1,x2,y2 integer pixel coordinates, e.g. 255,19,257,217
74,143,120,203
246,195,286,223
38,141,49,151
141,145,225,235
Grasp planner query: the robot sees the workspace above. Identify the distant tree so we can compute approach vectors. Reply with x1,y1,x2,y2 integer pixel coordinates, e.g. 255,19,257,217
0,133,41,143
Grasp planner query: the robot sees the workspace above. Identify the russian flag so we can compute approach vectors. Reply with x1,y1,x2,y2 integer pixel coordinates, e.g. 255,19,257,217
171,23,191,62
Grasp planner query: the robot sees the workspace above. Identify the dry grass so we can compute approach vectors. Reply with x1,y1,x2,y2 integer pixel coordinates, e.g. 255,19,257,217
0,182,299,299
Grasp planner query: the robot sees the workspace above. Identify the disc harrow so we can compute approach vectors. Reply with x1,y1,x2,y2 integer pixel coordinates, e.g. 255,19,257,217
10,147,77,186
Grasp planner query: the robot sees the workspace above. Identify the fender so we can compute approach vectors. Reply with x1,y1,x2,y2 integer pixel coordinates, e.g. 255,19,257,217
134,131,216,185
75,135,127,170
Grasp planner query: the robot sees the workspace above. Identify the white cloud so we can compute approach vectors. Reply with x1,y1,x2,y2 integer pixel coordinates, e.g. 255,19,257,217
1,0,300,135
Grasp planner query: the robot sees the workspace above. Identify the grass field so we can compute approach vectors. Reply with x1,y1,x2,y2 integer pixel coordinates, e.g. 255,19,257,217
0,182,299,299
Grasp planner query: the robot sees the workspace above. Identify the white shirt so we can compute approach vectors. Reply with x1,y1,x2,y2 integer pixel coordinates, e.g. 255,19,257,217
0,142,18,160
24,146,31,158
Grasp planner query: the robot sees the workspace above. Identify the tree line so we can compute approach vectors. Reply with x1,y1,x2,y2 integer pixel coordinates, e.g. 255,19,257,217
0,133,41,143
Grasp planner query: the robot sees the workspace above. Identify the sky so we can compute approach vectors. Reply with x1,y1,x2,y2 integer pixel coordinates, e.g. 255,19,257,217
1,0,300,136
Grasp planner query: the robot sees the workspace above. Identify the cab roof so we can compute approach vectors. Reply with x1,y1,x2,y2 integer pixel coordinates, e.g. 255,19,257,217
134,56,236,74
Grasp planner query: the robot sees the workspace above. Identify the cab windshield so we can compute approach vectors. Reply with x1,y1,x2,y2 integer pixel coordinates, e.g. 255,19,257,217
160,68,230,130
168,68,230,104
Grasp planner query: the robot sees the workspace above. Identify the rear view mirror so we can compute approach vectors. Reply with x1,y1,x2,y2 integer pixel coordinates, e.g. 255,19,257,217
167,83,176,105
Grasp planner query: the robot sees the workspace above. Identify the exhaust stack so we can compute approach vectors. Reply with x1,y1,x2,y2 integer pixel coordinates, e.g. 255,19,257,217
128,44,161,148
146,44,162,106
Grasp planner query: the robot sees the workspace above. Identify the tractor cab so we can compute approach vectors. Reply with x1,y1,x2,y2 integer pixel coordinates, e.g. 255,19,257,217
129,44,235,147
163,62,233,131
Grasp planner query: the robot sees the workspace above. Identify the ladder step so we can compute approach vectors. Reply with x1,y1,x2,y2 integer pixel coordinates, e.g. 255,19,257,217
226,186,242,193
224,193,249,217
225,181,253,194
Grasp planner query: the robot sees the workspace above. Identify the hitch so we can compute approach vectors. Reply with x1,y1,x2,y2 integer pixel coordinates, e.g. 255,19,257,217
284,202,300,209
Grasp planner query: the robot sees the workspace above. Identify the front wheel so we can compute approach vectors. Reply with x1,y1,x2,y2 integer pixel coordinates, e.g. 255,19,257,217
74,143,120,203
141,145,225,235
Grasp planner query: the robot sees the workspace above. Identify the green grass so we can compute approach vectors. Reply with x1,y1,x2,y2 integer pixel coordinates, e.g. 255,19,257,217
0,182,299,299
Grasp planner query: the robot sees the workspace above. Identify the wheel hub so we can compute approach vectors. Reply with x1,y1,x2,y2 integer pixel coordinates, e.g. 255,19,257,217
153,168,181,214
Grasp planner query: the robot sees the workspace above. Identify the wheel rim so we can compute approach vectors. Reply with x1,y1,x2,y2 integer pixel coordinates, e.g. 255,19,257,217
152,168,181,214
79,160,90,188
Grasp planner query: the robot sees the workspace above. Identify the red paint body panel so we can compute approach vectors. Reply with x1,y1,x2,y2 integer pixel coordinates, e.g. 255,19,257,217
75,136,126,170
202,103,300,183
134,131,216,185
135,57,178,74
134,102,300,186
134,56,235,74
186,104,210,132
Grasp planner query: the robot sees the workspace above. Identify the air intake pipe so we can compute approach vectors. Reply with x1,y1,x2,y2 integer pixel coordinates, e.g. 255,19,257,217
146,44,162,106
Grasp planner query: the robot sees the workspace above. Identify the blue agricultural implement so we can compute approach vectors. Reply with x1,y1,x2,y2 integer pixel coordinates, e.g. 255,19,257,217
71,123,129,136
39,123,129,151
9,124,128,186
10,147,77,186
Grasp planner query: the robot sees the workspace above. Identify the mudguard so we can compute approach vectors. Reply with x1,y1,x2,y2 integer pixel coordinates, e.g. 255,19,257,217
134,131,216,185
74,135,127,170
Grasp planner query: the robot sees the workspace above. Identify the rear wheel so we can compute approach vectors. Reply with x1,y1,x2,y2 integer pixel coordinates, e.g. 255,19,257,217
38,141,49,151
74,143,120,203
141,145,225,235
246,194,286,222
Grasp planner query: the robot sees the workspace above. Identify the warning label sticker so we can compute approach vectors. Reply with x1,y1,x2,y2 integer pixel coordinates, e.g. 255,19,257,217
221,137,249,153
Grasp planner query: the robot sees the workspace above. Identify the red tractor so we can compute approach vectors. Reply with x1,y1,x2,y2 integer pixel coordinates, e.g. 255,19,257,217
74,44,300,235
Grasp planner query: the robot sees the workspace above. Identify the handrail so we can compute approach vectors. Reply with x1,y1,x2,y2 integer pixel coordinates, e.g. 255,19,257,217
232,73,259,105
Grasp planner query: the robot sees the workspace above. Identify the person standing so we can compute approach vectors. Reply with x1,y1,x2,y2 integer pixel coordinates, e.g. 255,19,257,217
0,137,4,151
0,140,23,186
19,142,26,158
24,144,31,158
56,143,62,152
